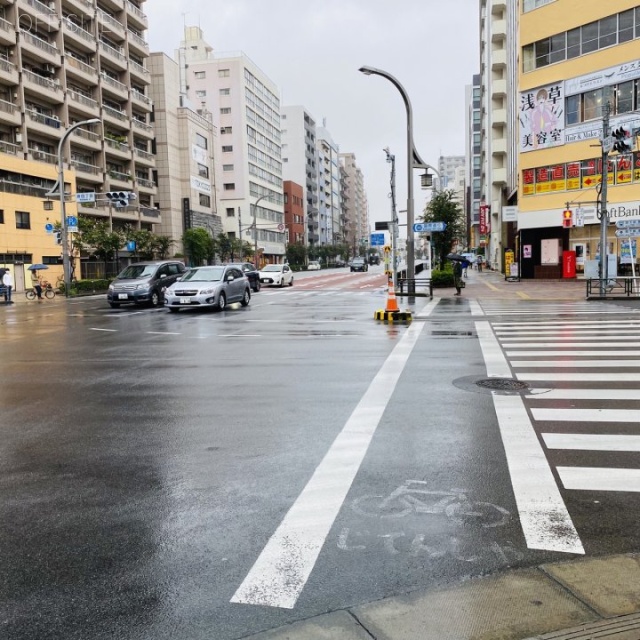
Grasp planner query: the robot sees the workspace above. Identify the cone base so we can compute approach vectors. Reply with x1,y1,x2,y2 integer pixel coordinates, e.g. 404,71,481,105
374,309,413,323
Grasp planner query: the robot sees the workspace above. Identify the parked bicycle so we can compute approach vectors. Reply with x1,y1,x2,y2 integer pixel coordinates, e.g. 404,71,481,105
25,280,56,300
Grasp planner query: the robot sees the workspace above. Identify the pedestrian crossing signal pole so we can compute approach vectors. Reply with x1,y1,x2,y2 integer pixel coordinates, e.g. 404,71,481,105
599,103,611,298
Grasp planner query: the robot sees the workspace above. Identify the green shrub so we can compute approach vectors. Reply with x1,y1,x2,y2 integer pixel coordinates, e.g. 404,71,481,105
62,279,113,296
431,268,455,288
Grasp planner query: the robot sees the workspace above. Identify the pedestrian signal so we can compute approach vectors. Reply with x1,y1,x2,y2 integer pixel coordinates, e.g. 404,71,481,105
105,191,136,208
383,245,391,253
562,209,573,229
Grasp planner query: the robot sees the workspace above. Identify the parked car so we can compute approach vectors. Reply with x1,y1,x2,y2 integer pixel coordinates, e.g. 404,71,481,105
259,263,294,287
350,257,368,272
368,255,381,266
227,262,261,292
107,260,187,308
164,265,250,312
307,261,321,271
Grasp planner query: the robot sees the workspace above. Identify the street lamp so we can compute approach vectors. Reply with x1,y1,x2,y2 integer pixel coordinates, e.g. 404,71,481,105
46,118,101,296
359,65,429,294
251,194,272,269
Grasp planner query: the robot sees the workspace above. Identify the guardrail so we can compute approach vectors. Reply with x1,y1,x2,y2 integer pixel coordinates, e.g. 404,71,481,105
397,277,432,298
586,277,640,299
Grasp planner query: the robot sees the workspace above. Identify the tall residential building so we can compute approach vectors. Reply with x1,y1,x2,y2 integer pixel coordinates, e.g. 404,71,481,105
283,180,304,245
0,0,157,284
465,75,482,251
339,152,368,255
148,52,222,256
316,122,342,246
518,1,640,279
281,105,317,246
178,26,285,265
479,0,518,271
438,155,465,189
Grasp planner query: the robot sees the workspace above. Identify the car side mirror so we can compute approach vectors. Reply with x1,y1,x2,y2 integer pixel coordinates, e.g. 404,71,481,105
159,273,166,278
227,275,234,282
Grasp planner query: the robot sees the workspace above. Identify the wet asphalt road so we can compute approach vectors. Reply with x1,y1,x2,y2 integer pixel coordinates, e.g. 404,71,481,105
2,270,640,639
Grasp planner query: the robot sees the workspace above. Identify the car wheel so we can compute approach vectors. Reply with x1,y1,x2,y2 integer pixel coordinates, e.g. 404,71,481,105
109,302,120,309
253,281,260,292
150,290,161,307
289,277,294,287
218,292,227,311
241,289,250,307
279,279,285,288
168,307,179,313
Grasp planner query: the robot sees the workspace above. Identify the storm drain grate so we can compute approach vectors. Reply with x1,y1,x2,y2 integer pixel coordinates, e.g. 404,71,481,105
475,378,529,391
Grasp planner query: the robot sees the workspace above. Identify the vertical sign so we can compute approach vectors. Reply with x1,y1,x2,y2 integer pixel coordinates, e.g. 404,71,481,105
479,205,489,234
182,197,191,230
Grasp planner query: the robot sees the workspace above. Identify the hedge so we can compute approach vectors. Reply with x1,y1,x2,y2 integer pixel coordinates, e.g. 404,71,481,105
58,279,113,296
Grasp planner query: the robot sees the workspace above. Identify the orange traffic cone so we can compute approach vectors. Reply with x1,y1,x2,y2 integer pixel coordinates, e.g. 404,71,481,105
385,279,400,313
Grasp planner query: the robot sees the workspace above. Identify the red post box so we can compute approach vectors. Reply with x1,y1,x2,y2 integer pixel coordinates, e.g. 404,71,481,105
562,250,576,279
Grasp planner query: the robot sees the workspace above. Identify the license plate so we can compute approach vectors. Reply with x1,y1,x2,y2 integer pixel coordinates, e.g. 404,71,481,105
179,297,191,304
118,294,128,299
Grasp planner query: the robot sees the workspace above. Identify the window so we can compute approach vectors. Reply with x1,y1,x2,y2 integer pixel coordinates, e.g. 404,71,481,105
194,71,206,79
616,80,634,114
195,133,207,149
472,110,481,124
566,28,581,59
0,209,3,224
566,94,581,125
549,33,566,63
218,68,230,77
581,21,599,54
220,126,232,134
223,183,235,191
219,88,230,96
16,211,30,229
599,15,617,48
42,256,61,265
583,87,610,121
199,194,211,207
226,207,235,217
619,9,634,42
220,107,231,114
222,145,233,152
197,163,209,179
535,38,550,67
195,90,206,98
222,164,234,171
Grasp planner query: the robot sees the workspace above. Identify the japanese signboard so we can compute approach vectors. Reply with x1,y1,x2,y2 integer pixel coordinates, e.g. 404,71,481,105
519,83,565,152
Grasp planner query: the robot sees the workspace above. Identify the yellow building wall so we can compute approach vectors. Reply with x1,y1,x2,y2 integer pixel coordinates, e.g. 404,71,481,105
0,155,79,286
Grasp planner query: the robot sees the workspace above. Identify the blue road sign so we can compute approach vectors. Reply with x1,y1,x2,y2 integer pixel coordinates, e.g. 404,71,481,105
413,222,446,233
44,223,54,234
370,233,385,246
126,241,136,251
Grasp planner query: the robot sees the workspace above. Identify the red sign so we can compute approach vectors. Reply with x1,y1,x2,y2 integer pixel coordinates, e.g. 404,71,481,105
479,205,489,234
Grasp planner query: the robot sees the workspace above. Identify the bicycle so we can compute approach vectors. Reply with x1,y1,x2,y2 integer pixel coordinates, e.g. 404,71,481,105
25,281,56,300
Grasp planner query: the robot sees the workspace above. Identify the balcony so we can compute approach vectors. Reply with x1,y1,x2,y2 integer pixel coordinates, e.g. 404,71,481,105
99,0,124,11
98,41,127,69
105,136,131,158
131,118,153,136
64,54,99,82
22,69,63,103
102,104,129,125
492,138,507,156
29,148,57,165
0,57,18,84
20,30,60,64
71,126,102,150
100,72,128,98
25,109,63,137
20,0,58,29
133,147,154,165
0,98,21,126
64,0,95,15
62,19,97,52
491,20,507,42
491,0,506,14
308,232,319,243
126,1,148,29
130,89,152,110
140,206,161,223
128,59,150,83
492,78,507,97
492,108,507,126
0,17,16,46
108,169,132,187
136,176,155,192
492,167,507,185
126,30,148,56
97,9,125,40
70,160,103,182
0,140,21,155
67,89,100,117
491,48,507,70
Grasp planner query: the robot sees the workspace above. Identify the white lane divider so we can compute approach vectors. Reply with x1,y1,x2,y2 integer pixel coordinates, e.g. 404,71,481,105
475,321,584,556
231,321,426,609
90,328,118,332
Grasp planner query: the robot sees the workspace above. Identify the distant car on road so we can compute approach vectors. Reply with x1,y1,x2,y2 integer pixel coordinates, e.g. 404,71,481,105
368,255,380,265
227,262,261,292
259,263,294,287
164,265,250,312
307,261,321,271
350,257,368,272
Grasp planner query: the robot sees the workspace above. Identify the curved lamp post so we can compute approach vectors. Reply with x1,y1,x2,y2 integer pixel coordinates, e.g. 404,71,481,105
47,118,101,296
359,66,429,293
251,194,272,268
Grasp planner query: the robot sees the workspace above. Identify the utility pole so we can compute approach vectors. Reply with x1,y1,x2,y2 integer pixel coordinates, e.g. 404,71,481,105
599,103,611,297
385,147,398,287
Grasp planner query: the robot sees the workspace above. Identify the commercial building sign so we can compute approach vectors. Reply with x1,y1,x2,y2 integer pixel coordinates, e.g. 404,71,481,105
565,59,640,96
192,144,208,165
479,205,489,234
519,83,565,152
190,176,211,194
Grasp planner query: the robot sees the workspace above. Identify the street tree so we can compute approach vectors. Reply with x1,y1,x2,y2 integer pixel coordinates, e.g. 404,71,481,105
421,190,465,270
183,228,211,266
286,242,306,266
153,235,175,259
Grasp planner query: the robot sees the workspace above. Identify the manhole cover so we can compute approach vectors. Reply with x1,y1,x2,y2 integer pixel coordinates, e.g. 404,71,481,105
475,378,529,391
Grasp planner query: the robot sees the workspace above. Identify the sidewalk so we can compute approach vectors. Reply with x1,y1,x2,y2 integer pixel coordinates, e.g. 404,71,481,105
243,553,640,639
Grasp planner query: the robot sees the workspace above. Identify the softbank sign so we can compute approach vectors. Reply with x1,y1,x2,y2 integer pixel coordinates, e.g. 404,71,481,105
608,204,640,219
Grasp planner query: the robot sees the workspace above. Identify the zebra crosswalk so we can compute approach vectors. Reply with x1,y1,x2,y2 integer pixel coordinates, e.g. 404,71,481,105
478,299,640,316
480,314,640,553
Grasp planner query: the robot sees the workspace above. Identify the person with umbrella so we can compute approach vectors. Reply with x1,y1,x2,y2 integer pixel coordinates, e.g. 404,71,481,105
447,253,465,296
29,267,44,301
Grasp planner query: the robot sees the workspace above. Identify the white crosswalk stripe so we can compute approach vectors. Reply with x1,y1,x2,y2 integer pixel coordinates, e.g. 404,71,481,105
480,301,640,316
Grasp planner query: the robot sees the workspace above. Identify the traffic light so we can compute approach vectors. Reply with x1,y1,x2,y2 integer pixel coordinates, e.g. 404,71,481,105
612,125,634,153
105,191,136,208
562,209,573,228
54,231,61,244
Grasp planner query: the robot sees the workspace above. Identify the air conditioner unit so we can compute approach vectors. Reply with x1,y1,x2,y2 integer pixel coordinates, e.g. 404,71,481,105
15,132,22,143
44,64,56,74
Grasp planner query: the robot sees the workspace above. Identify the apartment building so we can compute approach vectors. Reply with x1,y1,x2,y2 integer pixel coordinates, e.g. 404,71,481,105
479,0,518,271
148,52,222,255
281,105,317,246
519,1,640,278
179,26,286,264
465,75,482,251
283,180,304,246
339,152,368,255
0,0,157,284
438,155,465,190
316,122,341,246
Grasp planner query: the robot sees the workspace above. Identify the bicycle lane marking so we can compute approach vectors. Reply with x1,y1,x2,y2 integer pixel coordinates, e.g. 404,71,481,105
475,321,584,555
230,321,427,610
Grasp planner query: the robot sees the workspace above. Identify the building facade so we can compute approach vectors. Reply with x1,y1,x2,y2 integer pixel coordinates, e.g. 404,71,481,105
339,152,369,256
283,180,304,246
0,0,157,286
465,75,483,252
518,1,640,278
316,122,342,246
179,26,285,265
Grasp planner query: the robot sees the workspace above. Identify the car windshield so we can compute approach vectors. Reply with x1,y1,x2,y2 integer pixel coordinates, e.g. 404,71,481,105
353,258,364,263
181,267,224,282
261,265,283,272
117,265,157,279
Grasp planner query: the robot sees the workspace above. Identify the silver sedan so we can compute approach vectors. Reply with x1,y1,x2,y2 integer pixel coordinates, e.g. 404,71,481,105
164,265,251,312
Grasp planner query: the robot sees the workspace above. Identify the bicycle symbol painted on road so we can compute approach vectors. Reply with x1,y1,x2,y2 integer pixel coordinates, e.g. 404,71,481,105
351,480,510,528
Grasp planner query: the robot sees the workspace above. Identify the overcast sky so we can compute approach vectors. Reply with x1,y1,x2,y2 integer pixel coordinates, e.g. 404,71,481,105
146,0,480,226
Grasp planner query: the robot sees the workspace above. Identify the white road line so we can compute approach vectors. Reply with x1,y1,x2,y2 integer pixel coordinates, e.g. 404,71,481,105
475,321,583,555
557,467,640,492
469,300,484,316
231,321,426,609
146,331,181,335
543,433,640,451
502,342,640,347
532,408,640,422
494,321,640,327
512,360,640,368
218,334,262,337
507,350,640,357
90,328,117,332
528,388,640,400
496,329,640,336
415,297,441,318
518,372,640,381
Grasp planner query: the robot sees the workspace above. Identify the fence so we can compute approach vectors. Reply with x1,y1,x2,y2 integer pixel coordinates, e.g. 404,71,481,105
81,261,120,280
586,277,640,299
397,277,433,298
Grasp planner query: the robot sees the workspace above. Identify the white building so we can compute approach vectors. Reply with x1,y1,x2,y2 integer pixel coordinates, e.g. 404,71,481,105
316,122,342,246
178,27,285,263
